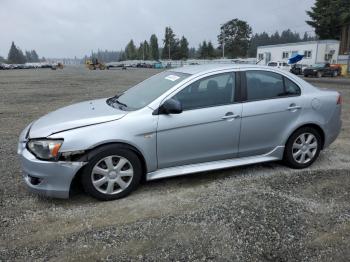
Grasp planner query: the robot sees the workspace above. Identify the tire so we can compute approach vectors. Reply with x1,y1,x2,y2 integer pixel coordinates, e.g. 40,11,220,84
316,71,322,78
81,145,142,200
283,127,321,169
332,71,338,77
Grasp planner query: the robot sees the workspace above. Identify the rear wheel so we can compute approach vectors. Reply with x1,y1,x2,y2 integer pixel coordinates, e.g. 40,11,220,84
284,127,321,169
332,71,338,77
316,71,322,78
81,145,142,200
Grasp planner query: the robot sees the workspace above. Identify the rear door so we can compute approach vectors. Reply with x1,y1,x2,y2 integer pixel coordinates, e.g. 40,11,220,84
238,70,302,157
156,71,242,169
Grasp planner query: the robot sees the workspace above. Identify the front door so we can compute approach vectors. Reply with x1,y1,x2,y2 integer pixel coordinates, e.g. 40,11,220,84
156,72,242,169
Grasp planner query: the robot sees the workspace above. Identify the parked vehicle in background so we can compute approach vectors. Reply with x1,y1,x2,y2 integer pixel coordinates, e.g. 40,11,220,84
290,64,308,75
267,61,290,71
106,63,127,70
86,58,106,70
136,62,153,68
18,65,342,201
303,63,341,77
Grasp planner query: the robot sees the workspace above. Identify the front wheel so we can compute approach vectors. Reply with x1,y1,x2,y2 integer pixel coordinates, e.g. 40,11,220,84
81,145,142,200
283,127,321,169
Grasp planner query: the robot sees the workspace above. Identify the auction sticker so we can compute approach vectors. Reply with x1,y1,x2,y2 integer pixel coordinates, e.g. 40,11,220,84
165,75,180,81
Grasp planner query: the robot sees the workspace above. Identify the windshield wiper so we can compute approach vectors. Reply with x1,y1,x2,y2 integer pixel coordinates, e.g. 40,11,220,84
115,99,127,108
106,96,128,109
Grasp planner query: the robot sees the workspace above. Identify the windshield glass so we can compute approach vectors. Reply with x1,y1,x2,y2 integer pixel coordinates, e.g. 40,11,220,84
108,71,190,110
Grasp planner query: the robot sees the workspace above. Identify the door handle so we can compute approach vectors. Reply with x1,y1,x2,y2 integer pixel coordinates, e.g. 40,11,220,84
287,104,302,111
221,112,240,120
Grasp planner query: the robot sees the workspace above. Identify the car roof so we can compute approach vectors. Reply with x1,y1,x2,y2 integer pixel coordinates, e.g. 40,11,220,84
170,63,285,75
171,64,242,75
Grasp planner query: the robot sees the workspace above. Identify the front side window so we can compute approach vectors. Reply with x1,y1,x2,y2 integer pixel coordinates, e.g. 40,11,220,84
245,71,300,101
109,71,190,110
173,72,235,110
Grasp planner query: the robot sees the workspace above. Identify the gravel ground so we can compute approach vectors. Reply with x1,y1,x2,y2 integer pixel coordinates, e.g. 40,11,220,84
0,66,349,261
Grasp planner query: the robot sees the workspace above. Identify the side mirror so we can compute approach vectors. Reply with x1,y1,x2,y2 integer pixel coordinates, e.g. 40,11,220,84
156,99,182,115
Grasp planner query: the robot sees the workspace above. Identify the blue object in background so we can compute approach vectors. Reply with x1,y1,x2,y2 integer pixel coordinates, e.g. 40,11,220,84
288,54,304,64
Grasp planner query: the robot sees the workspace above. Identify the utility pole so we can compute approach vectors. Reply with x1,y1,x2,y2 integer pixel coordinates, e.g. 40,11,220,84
142,44,145,61
168,26,171,60
221,24,225,59
168,40,171,60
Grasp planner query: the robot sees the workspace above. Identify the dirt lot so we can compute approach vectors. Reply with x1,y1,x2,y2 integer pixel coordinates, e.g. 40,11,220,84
0,66,349,261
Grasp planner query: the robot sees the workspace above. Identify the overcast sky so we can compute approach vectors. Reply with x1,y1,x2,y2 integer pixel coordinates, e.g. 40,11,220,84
0,0,315,58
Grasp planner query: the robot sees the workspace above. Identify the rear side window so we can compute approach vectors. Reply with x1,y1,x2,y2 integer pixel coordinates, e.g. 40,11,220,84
284,77,301,95
245,71,300,101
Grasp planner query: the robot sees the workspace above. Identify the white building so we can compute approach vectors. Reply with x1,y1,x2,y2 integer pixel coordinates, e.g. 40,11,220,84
257,40,340,66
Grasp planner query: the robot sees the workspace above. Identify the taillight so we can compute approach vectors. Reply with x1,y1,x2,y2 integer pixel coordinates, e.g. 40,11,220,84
337,94,342,105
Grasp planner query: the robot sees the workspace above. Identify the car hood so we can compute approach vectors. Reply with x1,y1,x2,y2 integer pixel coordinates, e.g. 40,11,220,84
29,98,127,138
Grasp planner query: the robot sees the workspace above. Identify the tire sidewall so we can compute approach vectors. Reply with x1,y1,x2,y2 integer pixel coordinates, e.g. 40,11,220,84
284,127,321,169
81,146,142,200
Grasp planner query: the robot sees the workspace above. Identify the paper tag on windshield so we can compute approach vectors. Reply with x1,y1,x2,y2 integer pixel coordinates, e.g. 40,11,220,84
165,75,180,81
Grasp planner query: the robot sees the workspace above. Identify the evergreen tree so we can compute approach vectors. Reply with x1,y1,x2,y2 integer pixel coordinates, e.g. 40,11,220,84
247,30,315,57
217,19,252,58
199,41,208,58
162,27,177,59
143,40,150,60
125,40,137,60
207,41,216,58
25,51,32,62
307,0,350,39
7,41,26,64
30,50,39,62
119,51,126,61
179,36,189,59
149,34,159,60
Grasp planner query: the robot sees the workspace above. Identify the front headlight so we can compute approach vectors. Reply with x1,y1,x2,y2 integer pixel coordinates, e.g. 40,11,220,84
27,139,63,160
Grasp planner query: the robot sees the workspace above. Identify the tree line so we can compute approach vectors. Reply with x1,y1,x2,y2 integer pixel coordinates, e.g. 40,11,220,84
2,41,41,64
87,22,320,62
88,0,349,62
4,0,348,63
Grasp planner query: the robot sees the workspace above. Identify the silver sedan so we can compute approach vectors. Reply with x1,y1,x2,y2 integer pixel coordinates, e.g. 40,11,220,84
18,64,342,200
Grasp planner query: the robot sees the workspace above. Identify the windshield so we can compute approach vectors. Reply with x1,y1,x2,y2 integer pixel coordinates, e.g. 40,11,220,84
107,71,190,110
313,64,325,68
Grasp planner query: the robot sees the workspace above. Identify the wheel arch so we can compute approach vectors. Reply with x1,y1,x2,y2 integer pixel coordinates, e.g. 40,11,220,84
69,142,148,195
286,123,325,149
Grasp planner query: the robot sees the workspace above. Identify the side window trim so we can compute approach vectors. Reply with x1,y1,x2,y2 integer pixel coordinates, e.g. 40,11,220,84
241,70,301,103
171,71,238,111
